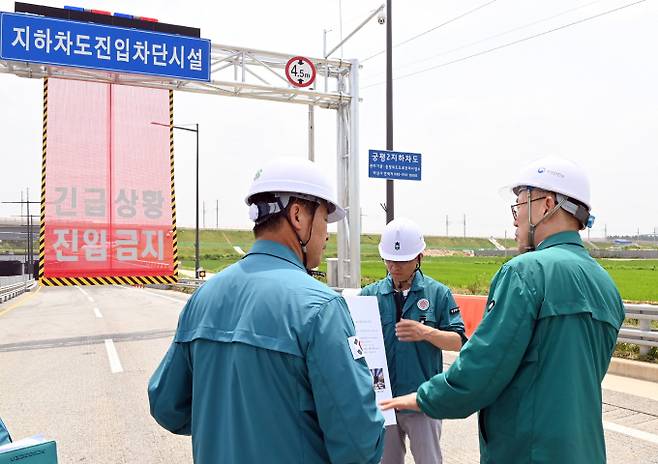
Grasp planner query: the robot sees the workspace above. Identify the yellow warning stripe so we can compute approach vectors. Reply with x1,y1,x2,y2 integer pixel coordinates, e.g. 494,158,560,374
38,78,48,283
169,89,179,280
39,275,178,286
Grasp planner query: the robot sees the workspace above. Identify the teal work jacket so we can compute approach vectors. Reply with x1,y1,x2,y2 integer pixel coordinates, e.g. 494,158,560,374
148,240,385,464
361,272,466,398
416,231,625,464
0,417,10,446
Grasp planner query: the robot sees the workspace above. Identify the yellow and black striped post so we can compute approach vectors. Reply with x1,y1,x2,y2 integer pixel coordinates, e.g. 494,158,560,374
169,89,179,282
38,78,48,285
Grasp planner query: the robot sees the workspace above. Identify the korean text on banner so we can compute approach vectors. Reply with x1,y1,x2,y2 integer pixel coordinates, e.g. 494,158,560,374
0,12,210,81
42,78,176,281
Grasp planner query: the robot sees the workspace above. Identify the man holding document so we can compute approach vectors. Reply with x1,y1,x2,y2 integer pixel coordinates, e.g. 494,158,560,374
361,218,466,464
380,157,624,464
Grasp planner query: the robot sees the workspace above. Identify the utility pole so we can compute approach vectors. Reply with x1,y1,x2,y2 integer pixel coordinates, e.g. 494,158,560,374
151,121,200,277
2,190,39,278
463,214,466,238
604,224,607,239
385,0,394,224
27,188,32,277
445,215,449,237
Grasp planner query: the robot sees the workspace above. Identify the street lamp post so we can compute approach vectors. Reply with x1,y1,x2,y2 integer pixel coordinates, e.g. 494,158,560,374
151,121,201,278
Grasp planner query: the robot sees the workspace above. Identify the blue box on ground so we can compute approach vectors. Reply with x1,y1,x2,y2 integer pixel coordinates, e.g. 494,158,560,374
0,440,57,464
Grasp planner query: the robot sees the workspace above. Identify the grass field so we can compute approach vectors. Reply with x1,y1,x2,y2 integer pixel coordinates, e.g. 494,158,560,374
178,229,658,303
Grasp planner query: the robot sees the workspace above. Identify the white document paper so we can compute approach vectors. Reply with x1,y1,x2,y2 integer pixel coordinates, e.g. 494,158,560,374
0,434,46,453
344,295,397,427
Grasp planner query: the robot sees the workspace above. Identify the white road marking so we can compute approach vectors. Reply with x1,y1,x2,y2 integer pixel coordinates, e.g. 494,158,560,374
76,285,94,302
603,420,658,445
121,285,189,304
104,339,123,374
93,307,103,318
233,246,245,255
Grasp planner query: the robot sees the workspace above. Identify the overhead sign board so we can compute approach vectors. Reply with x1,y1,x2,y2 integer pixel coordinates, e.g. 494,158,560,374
0,12,211,81
368,149,422,181
285,56,316,88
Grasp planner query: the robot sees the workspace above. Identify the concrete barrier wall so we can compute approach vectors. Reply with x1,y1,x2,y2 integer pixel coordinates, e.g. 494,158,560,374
589,249,658,259
474,249,658,259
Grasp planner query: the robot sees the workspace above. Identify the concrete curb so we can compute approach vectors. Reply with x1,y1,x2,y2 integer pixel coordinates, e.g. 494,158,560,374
607,357,658,383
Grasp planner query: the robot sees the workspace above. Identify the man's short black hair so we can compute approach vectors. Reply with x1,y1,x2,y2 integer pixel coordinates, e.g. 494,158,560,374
251,193,319,238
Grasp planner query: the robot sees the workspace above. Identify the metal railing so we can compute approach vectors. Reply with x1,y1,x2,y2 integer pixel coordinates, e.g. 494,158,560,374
619,303,658,355
0,279,34,303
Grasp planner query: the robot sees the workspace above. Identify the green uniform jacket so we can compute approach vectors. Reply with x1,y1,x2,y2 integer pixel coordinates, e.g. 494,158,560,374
416,231,625,464
361,272,466,398
148,240,385,464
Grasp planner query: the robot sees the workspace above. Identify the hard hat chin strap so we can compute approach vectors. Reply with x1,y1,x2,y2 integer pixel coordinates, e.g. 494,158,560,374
281,199,320,273
524,187,567,252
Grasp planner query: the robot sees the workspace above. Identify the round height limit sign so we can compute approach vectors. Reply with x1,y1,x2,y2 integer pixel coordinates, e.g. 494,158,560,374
285,56,316,88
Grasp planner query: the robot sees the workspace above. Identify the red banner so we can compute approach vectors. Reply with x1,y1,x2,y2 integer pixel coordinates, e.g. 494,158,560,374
42,78,176,281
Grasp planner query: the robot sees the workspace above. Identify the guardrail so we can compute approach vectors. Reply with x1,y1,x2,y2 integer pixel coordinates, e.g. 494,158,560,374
0,279,34,303
620,303,658,355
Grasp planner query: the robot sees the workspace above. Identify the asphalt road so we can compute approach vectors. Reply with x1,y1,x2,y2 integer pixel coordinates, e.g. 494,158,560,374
0,285,656,463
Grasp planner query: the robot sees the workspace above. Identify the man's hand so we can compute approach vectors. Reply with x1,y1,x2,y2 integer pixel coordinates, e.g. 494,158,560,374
395,319,431,342
379,393,420,411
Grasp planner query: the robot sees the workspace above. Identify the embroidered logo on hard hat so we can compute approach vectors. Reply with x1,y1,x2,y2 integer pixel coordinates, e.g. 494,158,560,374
417,298,430,311
394,241,401,250
537,167,545,174
487,300,496,312
348,336,365,360
253,169,263,180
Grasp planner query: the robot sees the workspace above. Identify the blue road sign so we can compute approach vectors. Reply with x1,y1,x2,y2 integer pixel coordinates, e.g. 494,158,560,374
368,149,422,181
0,12,211,81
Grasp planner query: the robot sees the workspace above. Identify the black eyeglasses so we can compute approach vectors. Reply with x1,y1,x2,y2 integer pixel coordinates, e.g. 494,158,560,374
510,196,548,221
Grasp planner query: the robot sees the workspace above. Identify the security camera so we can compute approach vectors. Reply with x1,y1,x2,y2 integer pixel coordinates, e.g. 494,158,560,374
377,12,386,25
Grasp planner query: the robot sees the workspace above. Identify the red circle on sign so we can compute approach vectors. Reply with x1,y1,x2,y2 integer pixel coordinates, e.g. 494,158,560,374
285,56,317,88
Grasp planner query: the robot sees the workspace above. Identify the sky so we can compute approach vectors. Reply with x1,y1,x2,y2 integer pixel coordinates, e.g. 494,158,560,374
0,0,657,239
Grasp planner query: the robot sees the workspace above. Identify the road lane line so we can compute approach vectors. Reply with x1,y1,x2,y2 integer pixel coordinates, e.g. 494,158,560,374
93,307,103,318
603,420,658,445
0,285,41,318
104,339,123,374
76,285,94,302
122,285,189,304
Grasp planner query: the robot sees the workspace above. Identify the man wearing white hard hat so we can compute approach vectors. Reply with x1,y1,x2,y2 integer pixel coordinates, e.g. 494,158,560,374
361,217,466,464
149,157,385,463
381,157,625,464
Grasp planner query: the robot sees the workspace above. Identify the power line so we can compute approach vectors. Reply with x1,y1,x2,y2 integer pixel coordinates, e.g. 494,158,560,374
362,0,498,63
365,0,609,80
361,0,648,89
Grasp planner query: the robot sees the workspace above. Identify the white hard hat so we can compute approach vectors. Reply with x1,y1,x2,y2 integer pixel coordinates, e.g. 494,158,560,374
508,156,594,229
508,156,591,209
245,157,346,223
378,218,426,261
